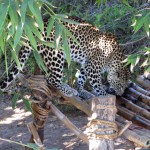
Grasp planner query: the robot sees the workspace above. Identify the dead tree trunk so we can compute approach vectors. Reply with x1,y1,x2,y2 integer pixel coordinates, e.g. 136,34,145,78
86,95,117,150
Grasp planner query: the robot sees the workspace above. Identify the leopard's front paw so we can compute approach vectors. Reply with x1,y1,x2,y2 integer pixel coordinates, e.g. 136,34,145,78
59,84,79,97
92,88,107,96
79,89,94,99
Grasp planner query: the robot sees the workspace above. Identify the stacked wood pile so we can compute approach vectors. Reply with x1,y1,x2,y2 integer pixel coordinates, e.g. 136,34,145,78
18,73,150,149
116,73,150,148
117,77,150,127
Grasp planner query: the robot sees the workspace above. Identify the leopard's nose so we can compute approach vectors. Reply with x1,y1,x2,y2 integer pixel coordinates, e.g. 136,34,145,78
106,88,116,95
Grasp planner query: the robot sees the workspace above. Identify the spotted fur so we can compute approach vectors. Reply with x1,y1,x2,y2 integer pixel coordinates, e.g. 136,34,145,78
0,16,130,98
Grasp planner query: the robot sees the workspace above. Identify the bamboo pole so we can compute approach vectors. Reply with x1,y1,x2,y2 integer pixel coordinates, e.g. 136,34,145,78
124,94,150,111
136,75,150,90
117,96,150,120
117,106,150,130
48,101,89,144
126,88,150,106
27,123,44,150
128,81,150,96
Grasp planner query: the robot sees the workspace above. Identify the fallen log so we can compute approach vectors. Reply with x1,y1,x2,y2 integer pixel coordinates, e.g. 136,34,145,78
136,75,150,90
126,88,150,106
86,95,117,150
117,96,150,120
26,75,92,117
117,106,150,130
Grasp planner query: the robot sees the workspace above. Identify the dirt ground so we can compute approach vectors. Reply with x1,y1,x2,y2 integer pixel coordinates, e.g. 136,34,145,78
0,94,146,150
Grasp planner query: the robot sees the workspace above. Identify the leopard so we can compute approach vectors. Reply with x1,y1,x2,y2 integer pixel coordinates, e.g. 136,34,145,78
0,16,130,99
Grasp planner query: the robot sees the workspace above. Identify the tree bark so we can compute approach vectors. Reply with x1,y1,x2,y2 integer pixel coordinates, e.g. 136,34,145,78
87,95,117,150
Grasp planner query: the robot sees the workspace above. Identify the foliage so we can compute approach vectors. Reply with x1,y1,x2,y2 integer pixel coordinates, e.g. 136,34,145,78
0,0,79,75
50,0,150,74
124,8,150,72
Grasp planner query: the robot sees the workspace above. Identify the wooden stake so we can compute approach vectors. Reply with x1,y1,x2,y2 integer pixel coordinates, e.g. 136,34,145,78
87,95,117,150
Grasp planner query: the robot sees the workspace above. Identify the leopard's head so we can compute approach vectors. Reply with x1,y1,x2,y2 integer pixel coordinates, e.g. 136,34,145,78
107,66,130,95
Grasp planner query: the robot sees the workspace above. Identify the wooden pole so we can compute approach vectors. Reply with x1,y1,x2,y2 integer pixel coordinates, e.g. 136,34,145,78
86,95,117,150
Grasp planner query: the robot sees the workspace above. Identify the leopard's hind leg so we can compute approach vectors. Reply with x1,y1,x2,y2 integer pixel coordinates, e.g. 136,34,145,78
0,46,31,91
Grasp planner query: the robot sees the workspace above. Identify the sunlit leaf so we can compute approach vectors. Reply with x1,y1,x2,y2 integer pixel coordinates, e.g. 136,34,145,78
63,26,79,45
13,22,23,48
28,0,44,31
54,21,62,50
141,59,148,67
11,50,21,70
24,24,37,50
134,17,144,33
26,16,43,40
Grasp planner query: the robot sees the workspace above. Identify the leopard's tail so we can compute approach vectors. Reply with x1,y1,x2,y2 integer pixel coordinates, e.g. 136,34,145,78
0,46,31,91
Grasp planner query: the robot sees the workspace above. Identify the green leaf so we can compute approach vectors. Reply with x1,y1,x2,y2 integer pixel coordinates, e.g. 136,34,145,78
9,1,19,26
54,21,62,50
13,22,24,48
63,26,79,45
26,16,43,40
33,50,47,74
4,48,8,76
122,0,130,7
0,0,9,30
62,29,71,66
28,0,44,31
146,66,150,72
134,17,144,33
11,50,21,70
0,38,4,53
47,16,55,37
24,24,37,50
26,143,40,150
96,0,102,6
22,97,32,112
144,17,149,37
40,0,56,8
20,0,28,25
12,93,19,109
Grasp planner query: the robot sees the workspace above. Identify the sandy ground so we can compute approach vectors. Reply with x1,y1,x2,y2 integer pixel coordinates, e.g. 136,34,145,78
0,93,145,150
